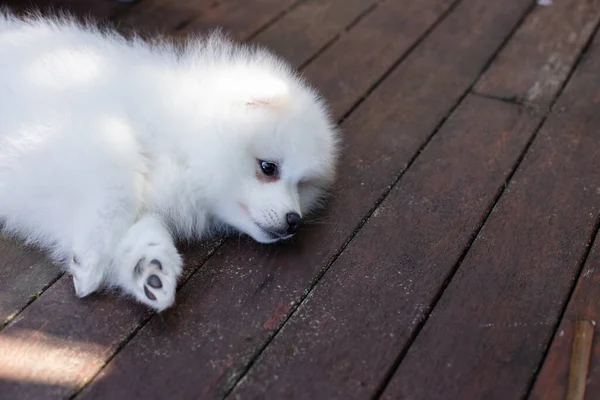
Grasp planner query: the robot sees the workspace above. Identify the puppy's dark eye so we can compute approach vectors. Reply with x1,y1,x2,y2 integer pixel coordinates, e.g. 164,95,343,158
259,160,278,176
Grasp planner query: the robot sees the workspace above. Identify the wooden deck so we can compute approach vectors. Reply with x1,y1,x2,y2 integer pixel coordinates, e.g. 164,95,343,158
1,0,600,398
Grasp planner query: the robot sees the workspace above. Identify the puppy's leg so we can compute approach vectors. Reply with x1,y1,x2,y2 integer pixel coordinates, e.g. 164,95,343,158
70,250,107,298
68,211,133,298
111,215,182,311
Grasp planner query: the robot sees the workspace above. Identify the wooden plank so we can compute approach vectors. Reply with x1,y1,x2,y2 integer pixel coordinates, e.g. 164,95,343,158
475,0,600,108
0,0,428,397
75,0,533,398
250,0,378,68
301,0,461,119
0,240,220,400
0,277,149,399
381,26,600,400
230,95,539,399
116,0,216,36
530,238,600,400
182,0,303,41
0,238,59,327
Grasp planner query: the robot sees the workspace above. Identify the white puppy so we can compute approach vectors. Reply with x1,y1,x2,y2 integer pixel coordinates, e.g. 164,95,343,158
0,11,339,311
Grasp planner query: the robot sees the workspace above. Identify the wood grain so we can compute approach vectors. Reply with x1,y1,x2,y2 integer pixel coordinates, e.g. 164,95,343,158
117,0,216,35
476,0,600,109
0,238,58,327
183,0,303,41
301,0,457,120
381,26,600,400
530,237,600,400
250,0,377,68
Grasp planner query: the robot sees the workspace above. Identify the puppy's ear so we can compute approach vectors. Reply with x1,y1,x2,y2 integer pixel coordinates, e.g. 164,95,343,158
246,97,287,110
241,75,290,110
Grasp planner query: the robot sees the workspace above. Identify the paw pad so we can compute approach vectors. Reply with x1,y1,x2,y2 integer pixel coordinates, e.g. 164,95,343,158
150,259,163,270
116,235,182,311
144,285,157,300
147,274,162,288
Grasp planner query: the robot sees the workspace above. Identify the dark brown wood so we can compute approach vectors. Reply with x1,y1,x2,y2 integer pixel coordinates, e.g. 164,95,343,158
183,0,302,41
0,238,59,327
381,28,600,400
0,239,220,399
530,239,600,400
475,0,600,108
301,0,458,120
116,0,216,36
567,319,594,400
0,277,149,398
230,94,539,399
250,0,377,68
74,0,534,398
0,0,129,20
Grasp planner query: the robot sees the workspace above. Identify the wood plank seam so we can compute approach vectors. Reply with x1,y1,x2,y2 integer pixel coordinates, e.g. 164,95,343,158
471,91,524,106
242,0,308,42
513,18,600,397
181,0,309,40
364,2,600,397
170,1,220,31
224,0,545,396
375,8,600,399
1,270,62,330
524,215,600,399
66,238,227,400
296,1,381,71
335,0,463,126
116,0,219,33
172,0,221,31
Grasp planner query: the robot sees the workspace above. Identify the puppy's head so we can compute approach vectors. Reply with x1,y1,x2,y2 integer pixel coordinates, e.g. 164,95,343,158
205,63,339,243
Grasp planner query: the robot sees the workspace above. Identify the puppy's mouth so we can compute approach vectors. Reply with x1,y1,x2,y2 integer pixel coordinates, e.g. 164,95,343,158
256,223,295,242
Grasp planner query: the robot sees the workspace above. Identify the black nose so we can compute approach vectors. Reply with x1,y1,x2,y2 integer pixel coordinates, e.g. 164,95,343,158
285,212,303,235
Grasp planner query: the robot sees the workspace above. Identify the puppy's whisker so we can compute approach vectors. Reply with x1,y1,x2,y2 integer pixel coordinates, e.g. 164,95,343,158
304,220,335,225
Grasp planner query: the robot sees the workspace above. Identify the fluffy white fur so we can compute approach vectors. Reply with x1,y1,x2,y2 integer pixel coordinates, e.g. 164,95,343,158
0,10,339,311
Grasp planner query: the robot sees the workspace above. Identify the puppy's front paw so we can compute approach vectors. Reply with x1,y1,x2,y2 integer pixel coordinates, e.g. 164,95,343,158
132,249,181,311
117,238,183,312
113,216,183,311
